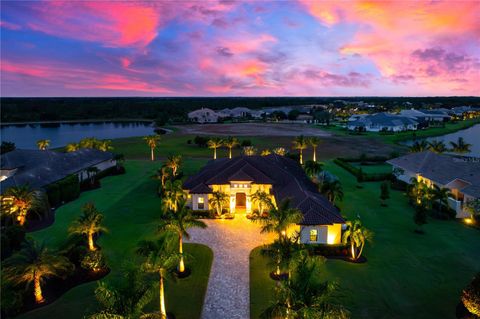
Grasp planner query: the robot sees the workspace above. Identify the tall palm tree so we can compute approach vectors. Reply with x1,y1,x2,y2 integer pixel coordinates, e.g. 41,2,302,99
36,139,50,150
154,165,172,191
303,160,323,180
320,180,344,203
243,146,257,156
65,143,79,152
162,180,184,212
166,155,182,177
209,191,229,216
3,185,45,226
251,190,273,215
409,140,428,153
136,234,180,319
449,137,472,153
292,135,308,164
428,140,447,154
223,136,239,159
430,185,451,215
257,198,303,241
308,136,322,162
89,267,155,319
207,137,223,160
272,147,286,156
68,203,108,251
261,253,349,319
3,239,74,304
144,135,161,161
342,219,373,261
158,199,207,273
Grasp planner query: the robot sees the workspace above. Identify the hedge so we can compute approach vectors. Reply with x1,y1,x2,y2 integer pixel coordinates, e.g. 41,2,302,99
334,158,392,182
46,174,80,207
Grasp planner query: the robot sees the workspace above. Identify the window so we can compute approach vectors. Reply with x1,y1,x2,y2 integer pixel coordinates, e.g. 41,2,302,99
310,229,318,242
198,197,204,209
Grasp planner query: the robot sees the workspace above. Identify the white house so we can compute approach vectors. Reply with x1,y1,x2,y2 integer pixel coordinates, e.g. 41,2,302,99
347,112,418,132
188,108,220,123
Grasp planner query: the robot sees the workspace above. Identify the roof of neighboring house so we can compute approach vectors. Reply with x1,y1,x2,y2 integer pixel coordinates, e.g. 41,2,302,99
387,151,480,198
348,112,418,127
0,148,114,192
187,108,218,117
184,155,345,225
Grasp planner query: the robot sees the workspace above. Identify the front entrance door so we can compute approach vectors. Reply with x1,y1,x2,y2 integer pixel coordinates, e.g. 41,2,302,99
236,193,246,209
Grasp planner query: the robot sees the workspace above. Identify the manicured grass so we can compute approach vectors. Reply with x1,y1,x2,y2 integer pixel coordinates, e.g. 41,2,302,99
18,160,213,319
250,161,480,319
349,162,393,174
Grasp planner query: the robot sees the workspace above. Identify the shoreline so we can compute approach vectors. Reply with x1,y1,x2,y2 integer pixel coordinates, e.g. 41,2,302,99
0,118,154,126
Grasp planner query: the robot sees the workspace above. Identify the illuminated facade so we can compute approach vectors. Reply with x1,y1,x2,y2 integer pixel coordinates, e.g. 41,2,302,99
183,155,345,244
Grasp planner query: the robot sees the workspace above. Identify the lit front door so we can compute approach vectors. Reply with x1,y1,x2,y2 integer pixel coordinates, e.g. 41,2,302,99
236,193,246,208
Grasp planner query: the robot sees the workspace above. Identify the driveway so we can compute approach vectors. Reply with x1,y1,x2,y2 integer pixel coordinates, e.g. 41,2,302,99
186,216,274,319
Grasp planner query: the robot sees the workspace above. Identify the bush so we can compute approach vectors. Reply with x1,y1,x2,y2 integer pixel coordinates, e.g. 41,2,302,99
462,273,480,316
46,183,62,207
193,136,209,147
241,139,252,147
81,250,107,272
1,225,26,260
191,210,211,219
47,174,81,207
310,244,349,257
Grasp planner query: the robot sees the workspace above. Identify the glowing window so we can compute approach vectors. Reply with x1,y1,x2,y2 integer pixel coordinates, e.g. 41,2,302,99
197,197,204,209
310,229,318,242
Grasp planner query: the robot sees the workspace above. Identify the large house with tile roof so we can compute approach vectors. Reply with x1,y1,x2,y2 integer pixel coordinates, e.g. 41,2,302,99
183,154,345,244
387,151,480,218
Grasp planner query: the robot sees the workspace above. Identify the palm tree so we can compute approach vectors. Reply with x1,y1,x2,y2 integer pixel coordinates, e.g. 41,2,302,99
207,137,223,160
262,234,302,277
97,140,113,152
68,203,108,251
136,234,180,319
449,137,472,153
3,239,74,304
243,146,257,156
65,143,79,152
303,160,323,180
320,180,344,203
292,135,308,164
272,147,286,156
79,137,98,149
342,219,373,261
251,190,273,215
257,198,303,241
464,199,480,221
430,185,450,215
261,253,349,319
408,178,428,205
158,199,207,273
209,191,229,216
308,136,322,162
428,140,447,153
166,155,182,177
3,185,45,226
162,180,184,212
89,267,155,319
409,140,428,153
144,135,161,161
223,136,239,159
154,165,172,192
36,139,50,150
261,149,272,156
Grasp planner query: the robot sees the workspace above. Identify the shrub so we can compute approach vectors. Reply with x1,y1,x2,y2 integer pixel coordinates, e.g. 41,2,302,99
81,250,107,272
194,135,209,147
462,273,480,316
1,225,26,261
241,139,252,147
46,183,62,207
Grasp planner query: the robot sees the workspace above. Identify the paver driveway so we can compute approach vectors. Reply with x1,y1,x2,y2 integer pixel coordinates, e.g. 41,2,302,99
186,216,274,319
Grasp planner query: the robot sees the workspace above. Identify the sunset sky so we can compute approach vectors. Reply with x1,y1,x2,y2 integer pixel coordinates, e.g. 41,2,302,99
1,1,479,97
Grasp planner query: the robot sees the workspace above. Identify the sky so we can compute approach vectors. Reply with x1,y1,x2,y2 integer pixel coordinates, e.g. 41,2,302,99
1,0,479,97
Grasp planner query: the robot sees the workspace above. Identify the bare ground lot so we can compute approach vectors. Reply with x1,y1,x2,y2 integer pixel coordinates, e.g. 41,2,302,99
172,123,332,136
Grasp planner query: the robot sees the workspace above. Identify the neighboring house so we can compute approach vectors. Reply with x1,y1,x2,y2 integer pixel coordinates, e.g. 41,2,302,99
347,112,418,132
0,148,116,193
387,151,480,218
449,106,480,119
188,108,219,123
399,109,450,122
219,107,263,119
296,114,315,123
183,155,345,244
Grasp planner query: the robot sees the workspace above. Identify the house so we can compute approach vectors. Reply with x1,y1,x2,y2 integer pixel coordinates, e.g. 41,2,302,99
187,108,219,123
0,148,116,193
399,109,450,123
347,112,418,132
183,155,345,244
218,107,263,119
387,151,480,218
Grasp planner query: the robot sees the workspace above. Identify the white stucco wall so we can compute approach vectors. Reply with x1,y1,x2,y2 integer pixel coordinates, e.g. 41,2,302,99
191,193,209,210
78,159,116,182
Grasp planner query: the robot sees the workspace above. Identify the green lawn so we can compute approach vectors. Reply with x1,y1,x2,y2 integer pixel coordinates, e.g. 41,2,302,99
250,161,480,319
17,160,212,319
349,162,393,174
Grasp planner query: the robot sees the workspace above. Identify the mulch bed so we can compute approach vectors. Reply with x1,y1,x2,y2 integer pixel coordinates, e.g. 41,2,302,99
175,267,192,279
18,266,110,316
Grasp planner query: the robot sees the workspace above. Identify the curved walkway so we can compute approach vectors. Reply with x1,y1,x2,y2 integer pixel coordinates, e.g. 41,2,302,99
186,216,274,319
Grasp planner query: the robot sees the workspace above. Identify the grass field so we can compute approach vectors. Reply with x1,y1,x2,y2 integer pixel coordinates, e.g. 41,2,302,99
349,162,393,174
250,161,480,319
17,160,212,319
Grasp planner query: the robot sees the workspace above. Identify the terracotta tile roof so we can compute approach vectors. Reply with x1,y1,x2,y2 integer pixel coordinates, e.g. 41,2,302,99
184,155,345,225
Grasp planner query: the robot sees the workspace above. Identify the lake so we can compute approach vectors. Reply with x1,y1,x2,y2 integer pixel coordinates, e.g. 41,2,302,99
406,124,480,157
0,121,155,149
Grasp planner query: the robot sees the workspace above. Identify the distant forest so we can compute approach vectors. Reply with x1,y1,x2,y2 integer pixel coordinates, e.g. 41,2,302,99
1,96,479,123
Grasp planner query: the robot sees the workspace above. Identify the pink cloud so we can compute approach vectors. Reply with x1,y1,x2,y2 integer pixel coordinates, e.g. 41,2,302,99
0,20,21,30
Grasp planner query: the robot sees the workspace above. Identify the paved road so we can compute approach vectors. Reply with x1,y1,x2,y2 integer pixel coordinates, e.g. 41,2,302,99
187,216,274,319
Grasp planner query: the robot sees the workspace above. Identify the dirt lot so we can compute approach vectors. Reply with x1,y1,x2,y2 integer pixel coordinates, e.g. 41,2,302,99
172,123,332,136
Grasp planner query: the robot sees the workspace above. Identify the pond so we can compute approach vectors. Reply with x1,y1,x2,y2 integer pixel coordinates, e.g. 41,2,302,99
405,124,480,157
0,121,155,149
